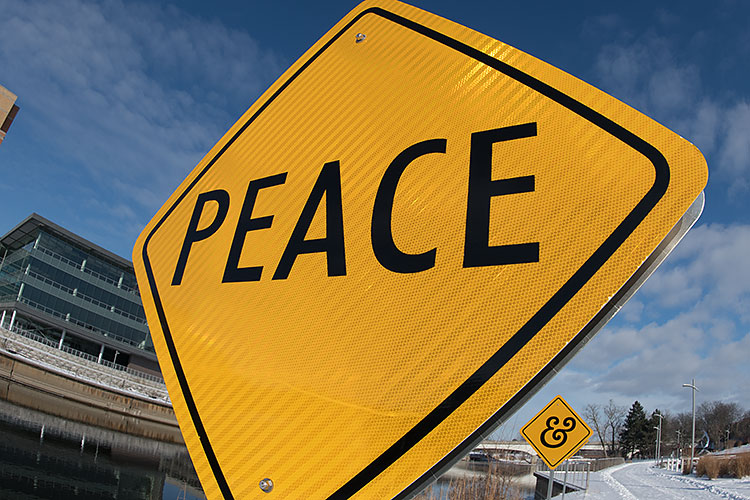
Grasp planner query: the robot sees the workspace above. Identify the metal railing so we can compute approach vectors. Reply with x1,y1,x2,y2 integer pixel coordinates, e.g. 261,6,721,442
536,458,591,493
665,456,697,473
25,268,147,324
2,322,164,385
1,324,169,402
665,457,682,472
16,296,154,352
33,245,140,296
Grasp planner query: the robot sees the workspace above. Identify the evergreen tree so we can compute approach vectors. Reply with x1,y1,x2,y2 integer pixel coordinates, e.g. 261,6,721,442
620,401,648,458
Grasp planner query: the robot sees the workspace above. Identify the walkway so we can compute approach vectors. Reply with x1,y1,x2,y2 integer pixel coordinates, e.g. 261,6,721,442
565,461,750,500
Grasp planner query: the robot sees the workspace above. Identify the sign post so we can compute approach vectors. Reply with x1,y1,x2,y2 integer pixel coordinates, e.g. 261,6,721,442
134,1,707,498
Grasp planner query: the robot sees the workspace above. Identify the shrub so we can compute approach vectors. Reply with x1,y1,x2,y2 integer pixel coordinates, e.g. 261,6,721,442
698,456,720,479
730,453,750,478
719,458,732,478
698,456,739,479
414,463,524,500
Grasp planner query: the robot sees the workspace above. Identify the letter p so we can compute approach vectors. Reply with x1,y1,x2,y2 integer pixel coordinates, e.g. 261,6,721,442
171,190,230,285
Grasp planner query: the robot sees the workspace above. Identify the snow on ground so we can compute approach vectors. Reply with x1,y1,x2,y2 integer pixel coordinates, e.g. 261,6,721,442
564,461,750,500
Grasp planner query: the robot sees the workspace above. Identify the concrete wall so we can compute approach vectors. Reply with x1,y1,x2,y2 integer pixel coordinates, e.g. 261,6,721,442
0,351,182,443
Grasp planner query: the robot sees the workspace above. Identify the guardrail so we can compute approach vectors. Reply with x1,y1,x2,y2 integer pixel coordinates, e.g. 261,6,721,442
0,324,169,402
15,296,154,352
34,245,141,296
536,459,591,492
665,456,697,473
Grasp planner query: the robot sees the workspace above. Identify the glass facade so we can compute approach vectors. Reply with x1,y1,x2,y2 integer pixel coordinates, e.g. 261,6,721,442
0,217,155,368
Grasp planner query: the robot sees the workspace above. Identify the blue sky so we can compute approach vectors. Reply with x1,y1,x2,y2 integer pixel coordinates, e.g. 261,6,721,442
0,0,748,436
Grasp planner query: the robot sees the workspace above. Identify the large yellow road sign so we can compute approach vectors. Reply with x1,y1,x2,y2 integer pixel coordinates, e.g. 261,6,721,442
521,396,592,469
133,1,707,498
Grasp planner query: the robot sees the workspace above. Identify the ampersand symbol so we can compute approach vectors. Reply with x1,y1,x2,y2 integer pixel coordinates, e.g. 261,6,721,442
540,416,576,448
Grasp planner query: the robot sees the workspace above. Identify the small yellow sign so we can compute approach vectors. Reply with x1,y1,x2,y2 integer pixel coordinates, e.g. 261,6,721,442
521,396,592,469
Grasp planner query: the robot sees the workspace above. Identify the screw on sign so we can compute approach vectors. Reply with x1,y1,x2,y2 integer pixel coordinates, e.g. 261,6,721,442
133,1,706,498
521,396,592,469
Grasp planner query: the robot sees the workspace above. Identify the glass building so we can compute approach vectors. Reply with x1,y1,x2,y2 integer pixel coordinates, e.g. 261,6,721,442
0,214,159,375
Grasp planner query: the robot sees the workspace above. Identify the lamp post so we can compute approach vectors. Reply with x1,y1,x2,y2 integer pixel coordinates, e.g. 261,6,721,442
725,429,730,450
654,412,663,467
682,379,699,474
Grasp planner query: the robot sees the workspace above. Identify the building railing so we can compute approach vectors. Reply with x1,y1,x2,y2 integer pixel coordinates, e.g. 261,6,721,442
0,323,168,402
0,247,29,271
17,296,155,353
25,268,147,324
33,245,140,297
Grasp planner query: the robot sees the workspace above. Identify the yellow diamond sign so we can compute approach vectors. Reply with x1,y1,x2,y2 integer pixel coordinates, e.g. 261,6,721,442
133,1,707,498
521,396,592,469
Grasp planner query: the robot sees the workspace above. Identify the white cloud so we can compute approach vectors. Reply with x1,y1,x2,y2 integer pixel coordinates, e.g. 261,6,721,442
497,223,750,436
719,101,750,194
593,36,749,198
0,0,283,254
685,100,720,154
555,223,750,412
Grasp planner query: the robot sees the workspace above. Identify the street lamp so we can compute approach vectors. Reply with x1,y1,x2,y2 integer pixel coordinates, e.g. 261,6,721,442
683,379,699,473
654,412,663,467
726,429,730,450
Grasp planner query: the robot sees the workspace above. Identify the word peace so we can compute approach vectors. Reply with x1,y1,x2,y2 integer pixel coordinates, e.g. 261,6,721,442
172,123,540,285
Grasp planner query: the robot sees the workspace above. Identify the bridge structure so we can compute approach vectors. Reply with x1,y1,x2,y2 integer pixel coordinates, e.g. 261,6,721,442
475,440,607,459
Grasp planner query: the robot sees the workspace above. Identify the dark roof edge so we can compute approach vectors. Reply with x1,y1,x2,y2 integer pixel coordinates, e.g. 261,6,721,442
0,213,133,270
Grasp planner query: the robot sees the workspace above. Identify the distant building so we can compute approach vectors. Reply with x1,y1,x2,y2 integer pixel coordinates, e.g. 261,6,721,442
0,214,160,376
0,84,19,146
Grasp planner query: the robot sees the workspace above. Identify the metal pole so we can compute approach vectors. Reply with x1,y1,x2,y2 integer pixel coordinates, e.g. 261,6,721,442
726,429,730,450
683,379,699,474
561,460,569,500
658,423,662,466
0,245,8,274
691,380,696,472
654,412,663,467
546,468,554,499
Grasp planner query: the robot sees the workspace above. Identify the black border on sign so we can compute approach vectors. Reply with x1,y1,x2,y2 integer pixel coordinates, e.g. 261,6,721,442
141,7,669,500
520,396,592,469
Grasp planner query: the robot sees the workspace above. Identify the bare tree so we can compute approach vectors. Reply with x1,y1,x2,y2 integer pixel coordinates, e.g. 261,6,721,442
697,401,742,450
656,410,675,455
585,403,608,457
603,400,625,456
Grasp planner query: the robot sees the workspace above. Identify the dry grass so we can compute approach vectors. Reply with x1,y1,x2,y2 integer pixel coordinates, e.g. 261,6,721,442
697,454,750,479
413,463,525,500
730,453,750,478
697,456,721,479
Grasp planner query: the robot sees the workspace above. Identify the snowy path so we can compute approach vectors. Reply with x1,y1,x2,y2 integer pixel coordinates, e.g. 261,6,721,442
564,461,750,500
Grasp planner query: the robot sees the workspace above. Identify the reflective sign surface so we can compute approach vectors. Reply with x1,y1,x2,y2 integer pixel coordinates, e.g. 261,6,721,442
521,396,592,469
133,1,708,498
